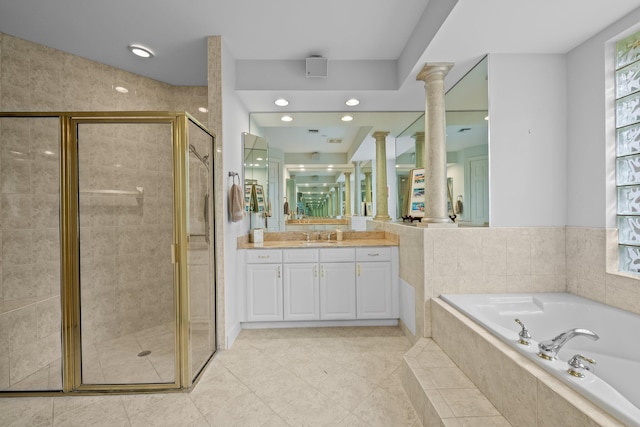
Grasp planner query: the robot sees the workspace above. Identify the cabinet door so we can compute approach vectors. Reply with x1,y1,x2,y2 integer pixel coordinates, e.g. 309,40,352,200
246,263,282,321
283,263,319,320
356,261,392,319
319,262,356,320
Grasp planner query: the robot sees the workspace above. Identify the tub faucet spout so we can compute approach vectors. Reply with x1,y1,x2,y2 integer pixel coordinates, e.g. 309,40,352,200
537,328,599,361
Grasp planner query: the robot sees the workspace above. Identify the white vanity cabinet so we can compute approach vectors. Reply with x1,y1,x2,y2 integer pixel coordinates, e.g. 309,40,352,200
241,245,398,325
319,248,356,320
356,247,393,319
282,249,320,321
245,249,283,321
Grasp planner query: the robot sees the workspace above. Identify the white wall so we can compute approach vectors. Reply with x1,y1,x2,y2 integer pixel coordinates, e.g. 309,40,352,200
566,7,640,228
221,41,250,347
488,54,567,227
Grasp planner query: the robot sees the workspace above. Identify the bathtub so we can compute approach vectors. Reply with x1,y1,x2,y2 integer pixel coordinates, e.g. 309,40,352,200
440,292,640,427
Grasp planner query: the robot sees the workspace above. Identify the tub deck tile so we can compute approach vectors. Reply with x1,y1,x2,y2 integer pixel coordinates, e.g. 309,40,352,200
401,338,511,427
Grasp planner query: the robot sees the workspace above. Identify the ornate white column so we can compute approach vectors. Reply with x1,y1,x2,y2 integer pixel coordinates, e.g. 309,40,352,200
416,63,453,223
413,132,425,168
373,131,391,221
354,161,362,215
344,171,352,217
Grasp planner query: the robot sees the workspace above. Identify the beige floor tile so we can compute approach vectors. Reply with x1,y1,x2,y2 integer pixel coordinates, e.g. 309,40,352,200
1,326,417,427
315,367,377,410
249,368,313,414
439,388,500,418
336,413,372,426
353,387,418,427
0,397,53,427
52,395,129,427
441,415,512,426
204,391,276,427
128,394,208,427
425,367,475,389
189,364,250,416
278,388,350,426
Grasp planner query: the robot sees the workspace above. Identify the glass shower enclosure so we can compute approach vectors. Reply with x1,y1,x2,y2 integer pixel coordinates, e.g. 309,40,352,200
0,112,216,394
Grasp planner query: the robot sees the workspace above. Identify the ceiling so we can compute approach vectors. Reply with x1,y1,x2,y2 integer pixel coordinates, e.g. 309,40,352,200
2,0,640,203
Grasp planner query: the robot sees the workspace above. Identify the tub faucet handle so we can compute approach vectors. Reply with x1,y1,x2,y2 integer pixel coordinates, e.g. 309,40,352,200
567,354,596,378
514,318,532,346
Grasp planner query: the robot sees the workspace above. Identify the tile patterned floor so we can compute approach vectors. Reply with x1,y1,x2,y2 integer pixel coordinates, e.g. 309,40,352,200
0,326,420,426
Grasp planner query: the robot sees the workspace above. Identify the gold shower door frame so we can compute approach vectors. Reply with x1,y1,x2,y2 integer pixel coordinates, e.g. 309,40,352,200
0,111,216,395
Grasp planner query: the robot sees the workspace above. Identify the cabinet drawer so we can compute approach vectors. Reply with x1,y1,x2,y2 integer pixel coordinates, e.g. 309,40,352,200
356,247,391,261
283,248,319,263
246,249,283,263
319,247,355,262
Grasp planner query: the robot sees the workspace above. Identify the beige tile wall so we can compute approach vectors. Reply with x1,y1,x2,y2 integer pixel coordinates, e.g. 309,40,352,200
567,226,640,316
381,223,567,339
0,32,211,388
0,116,61,389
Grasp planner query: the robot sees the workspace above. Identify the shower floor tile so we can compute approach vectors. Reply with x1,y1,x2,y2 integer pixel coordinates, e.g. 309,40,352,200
0,326,421,426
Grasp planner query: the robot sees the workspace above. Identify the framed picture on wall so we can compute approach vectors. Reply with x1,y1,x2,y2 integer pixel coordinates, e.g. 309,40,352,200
245,184,254,212
254,184,266,212
406,168,425,218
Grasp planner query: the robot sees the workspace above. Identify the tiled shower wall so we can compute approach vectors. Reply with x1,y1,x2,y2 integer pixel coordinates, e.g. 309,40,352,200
78,123,175,344
0,117,62,389
0,32,209,389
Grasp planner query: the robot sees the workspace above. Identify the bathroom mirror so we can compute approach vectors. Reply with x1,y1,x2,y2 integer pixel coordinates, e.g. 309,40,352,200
396,56,489,225
243,132,269,228
249,111,422,229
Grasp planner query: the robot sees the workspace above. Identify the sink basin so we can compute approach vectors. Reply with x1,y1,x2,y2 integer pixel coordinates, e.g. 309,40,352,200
301,241,339,247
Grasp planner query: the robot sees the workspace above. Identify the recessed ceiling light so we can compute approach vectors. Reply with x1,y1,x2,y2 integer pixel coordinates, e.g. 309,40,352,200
341,115,353,122
345,98,360,106
281,115,293,122
114,86,129,94
275,98,289,106
198,107,208,113
256,157,263,161
128,44,154,58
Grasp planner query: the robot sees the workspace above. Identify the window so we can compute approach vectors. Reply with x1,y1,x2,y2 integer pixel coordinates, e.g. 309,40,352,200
616,30,640,273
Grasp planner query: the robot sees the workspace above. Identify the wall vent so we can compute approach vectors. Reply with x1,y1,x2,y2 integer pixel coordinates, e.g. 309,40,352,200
327,138,343,144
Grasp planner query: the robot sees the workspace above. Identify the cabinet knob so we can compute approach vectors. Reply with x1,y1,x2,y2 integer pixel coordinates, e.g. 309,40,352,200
277,265,281,278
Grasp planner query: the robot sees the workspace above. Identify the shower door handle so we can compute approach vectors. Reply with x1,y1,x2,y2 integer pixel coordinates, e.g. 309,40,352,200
204,193,210,244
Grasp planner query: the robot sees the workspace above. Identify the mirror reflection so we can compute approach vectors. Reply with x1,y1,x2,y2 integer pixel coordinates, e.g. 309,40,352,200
247,56,489,231
396,56,489,226
243,133,269,228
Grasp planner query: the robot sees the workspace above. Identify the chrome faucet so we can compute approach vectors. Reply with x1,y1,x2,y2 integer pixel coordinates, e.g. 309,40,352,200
537,328,599,361
514,318,531,346
567,354,596,378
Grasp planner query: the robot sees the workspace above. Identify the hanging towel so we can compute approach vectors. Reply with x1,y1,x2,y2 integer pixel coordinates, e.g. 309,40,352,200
229,175,244,222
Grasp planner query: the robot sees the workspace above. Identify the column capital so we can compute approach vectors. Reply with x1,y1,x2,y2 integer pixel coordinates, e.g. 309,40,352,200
416,62,454,82
343,171,352,177
372,131,389,141
412,131,425,141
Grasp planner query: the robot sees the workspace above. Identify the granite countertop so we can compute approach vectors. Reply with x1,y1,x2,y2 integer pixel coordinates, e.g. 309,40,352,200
237,230,398,249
